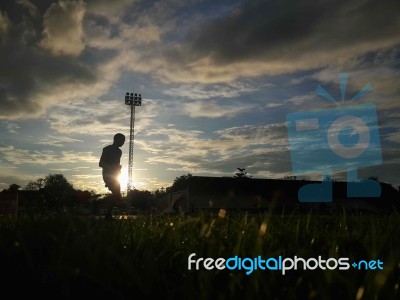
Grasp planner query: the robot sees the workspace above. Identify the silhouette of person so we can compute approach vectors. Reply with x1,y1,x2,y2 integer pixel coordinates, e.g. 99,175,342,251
99,133,125,219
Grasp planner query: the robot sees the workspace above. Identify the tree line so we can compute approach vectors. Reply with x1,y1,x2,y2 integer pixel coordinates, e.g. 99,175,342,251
3,174,96,213
4,170,384,213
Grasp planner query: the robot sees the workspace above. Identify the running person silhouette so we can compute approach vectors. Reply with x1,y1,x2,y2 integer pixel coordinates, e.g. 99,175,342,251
99,133,125,218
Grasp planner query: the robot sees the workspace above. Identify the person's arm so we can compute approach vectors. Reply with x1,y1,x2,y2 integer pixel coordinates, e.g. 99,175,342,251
116,149,122,174
100,146,121,172
99,150,115,169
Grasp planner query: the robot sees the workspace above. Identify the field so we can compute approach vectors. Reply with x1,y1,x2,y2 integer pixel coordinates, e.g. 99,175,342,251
0,210,399,299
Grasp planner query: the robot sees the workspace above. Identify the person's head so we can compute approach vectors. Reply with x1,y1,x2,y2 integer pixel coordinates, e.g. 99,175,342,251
113,133,125,147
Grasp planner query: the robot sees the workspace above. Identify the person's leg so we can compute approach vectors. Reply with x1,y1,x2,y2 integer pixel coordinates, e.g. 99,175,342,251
112,182,122,202
103,173,119,219
104,195,114,219
105,178,122,219
109,182,122,213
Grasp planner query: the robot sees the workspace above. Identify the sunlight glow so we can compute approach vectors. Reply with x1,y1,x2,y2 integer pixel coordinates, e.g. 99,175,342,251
118,166,129,192
117,166,147,192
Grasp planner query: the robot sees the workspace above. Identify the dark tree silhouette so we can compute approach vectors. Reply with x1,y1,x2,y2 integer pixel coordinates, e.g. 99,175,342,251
362,176,379,182
167,174,192,193
153,187,167,200
129,189,153,210
322,175,332,182
7,184,21,192
284,175,297,180
234,168,251,179
43,174,75,211
25,178,45,191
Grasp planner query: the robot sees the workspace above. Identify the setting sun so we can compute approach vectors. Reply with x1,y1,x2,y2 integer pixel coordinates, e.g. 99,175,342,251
118,166,129,192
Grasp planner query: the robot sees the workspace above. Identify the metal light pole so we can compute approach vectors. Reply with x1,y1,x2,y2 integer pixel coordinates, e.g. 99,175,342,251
124,92,142,192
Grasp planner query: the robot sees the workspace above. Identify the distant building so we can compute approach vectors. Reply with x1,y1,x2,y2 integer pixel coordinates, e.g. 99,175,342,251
156,176,400,214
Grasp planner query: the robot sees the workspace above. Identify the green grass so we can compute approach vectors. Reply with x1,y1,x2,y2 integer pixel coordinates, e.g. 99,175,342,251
0,211,399,299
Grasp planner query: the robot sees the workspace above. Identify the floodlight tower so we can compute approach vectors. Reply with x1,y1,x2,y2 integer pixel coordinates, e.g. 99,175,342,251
124,92,142,192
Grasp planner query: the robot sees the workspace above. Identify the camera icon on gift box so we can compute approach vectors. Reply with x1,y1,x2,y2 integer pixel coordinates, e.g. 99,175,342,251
286,73,382,202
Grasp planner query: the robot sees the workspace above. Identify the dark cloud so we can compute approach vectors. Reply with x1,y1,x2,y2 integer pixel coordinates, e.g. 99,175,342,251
189,0,400,65
80,0,134,16
40,0,86,55
0,44,98,119
0,0,101,119
117,0,400,83
1,0,399,118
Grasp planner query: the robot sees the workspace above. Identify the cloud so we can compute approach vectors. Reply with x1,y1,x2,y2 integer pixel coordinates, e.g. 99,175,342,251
0,144,98,165
0,0,120,120
2,0,399,122
120,23,161,45
121,0,400,83
85,0,134,16
35,134,83,147
2,122,20,134
0,0,169,120
215,124,287,145
183,100,255,118
0,47,99,120
189,0,400,71
137,118,400,187
40,0,86,56
138,122,290,176
265,102,283,109
16,0,40,19
47,97,161,136
72,174,101,179
0,10,11,37
163,81,260,100
384,134,400,144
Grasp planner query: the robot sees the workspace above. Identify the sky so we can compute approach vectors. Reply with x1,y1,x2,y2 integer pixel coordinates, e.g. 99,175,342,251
0,0,399,194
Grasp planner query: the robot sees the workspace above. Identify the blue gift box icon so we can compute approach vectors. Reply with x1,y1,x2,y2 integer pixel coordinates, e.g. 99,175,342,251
286,74,382,202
